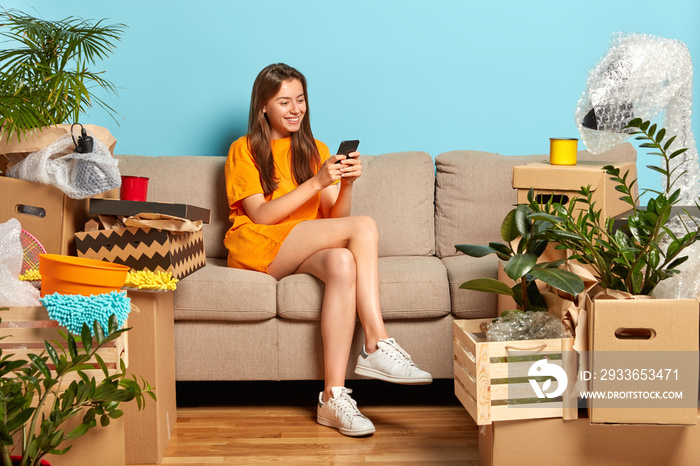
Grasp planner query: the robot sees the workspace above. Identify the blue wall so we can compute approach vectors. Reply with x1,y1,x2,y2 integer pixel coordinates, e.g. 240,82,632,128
4,0,700,198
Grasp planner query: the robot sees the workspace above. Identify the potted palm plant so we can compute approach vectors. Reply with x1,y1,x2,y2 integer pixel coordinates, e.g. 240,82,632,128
0,8,125,158
0,313,154,466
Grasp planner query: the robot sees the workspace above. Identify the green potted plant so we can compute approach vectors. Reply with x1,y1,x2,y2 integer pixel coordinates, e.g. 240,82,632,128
0,9,126,143
0,313,154,466
526,119,700,426
527,118,700,295
456,202,585,314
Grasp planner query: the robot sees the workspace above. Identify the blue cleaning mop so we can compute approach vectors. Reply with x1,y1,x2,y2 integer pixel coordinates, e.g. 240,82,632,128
40,291,131,336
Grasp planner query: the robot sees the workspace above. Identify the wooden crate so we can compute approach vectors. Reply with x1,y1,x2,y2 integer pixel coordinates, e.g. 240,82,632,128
0,306,128,388
453,318,577,425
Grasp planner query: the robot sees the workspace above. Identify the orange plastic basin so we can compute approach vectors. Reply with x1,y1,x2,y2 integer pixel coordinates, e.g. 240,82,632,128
39,254,129,297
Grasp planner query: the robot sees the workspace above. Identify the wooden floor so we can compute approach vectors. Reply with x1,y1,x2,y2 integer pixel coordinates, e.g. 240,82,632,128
136,380,479,465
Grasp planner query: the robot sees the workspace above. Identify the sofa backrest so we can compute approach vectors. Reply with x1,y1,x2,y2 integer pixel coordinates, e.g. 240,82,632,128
116,154,230,259
350,151,435,257
117,150,437,260
433,142,638,258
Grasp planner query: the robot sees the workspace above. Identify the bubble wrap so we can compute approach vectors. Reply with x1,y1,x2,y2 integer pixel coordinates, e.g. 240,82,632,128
6,131,121,199
0,218,41,307
575,32,700,203
485,311,570,342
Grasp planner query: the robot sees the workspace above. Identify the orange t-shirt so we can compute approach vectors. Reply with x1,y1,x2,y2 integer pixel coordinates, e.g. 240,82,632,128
223,136,331,272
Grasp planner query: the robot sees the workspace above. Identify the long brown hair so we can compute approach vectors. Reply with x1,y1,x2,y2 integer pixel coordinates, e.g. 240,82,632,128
248,63,320,196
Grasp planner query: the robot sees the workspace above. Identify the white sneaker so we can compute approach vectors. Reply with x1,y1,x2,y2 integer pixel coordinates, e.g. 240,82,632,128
317,387,375,437
354,338,433,384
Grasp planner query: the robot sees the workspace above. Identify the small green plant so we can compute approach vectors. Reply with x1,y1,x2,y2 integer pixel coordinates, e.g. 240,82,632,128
528,119,700,295
0,312,154,466
456,203,585,313
631,119,689,196
0,9,126,143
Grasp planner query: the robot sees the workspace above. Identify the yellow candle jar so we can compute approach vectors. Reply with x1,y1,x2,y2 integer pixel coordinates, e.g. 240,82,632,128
549,138,578,165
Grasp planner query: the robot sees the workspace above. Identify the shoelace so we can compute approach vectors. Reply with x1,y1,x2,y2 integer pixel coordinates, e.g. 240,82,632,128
332,389,368,420
380,339,418,367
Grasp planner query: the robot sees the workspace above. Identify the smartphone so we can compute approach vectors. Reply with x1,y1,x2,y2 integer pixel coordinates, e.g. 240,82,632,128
336,140,360,163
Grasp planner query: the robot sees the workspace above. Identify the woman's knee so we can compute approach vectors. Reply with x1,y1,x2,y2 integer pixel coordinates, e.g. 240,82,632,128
351,215,378,243
323,248,357,283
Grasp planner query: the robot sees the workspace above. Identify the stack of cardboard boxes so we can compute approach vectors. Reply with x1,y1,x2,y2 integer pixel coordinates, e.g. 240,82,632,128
1,149,209,464
455,160,700,465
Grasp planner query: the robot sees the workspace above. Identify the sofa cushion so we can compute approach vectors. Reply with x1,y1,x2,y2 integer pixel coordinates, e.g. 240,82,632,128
434,143,637,258
277,256,450,321
441,255,499,319
173,258,277,321
350,152,435,257
116,154,229,259
175,319,279,380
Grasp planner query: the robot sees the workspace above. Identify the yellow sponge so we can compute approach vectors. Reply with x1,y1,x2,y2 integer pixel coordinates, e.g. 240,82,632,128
125,270,178,290
19,269,42,281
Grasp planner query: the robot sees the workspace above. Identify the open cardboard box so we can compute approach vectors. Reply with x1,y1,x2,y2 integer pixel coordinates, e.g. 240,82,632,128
0,176,117,255
1,307,127,466
89,198,211,224
0,124,117,173
512,160,637,221
587,298,699,425
75,225,206,280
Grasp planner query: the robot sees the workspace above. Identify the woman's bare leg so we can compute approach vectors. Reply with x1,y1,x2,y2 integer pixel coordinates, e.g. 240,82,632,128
293,248,356,402
268,216,388,348
267,216,389,401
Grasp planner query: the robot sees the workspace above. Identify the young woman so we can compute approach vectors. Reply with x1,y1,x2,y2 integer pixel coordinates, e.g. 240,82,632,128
224,63,431,437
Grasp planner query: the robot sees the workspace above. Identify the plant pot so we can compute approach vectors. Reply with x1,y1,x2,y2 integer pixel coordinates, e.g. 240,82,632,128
10,456,51,465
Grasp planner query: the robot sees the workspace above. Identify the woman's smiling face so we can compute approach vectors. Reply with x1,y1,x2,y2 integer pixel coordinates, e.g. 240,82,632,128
264,78,306,139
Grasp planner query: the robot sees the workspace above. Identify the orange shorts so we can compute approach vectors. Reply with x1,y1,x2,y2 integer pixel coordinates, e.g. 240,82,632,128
225,220,304,273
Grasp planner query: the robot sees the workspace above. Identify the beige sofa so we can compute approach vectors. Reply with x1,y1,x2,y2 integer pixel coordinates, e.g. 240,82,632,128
116,143,636,382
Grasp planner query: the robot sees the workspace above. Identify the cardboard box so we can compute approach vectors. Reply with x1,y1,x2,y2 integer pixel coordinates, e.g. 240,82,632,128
512,160,637,221
42,415,125,466
9,397,125,466
123,290,176,464
480,409,700,466
588,298,699,425
0,306,127,387
89,198,211,223
75,226,206,279
0,176,117,255
453,318,577,425
1,306,127,466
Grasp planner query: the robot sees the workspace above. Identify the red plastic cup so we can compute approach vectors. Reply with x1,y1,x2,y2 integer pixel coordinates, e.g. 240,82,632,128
120,176,149,201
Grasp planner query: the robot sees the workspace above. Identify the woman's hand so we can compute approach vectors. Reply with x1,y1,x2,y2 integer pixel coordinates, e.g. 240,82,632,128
338,151,362,185
313,154,346,189
243,154,346,225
